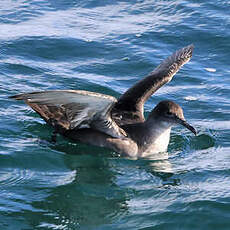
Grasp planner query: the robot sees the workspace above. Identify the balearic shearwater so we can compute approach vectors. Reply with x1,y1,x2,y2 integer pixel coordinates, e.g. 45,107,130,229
10,44,196,157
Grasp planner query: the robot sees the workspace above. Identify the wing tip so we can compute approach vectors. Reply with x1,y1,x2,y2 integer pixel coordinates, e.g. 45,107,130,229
8,94,25,100
167,43,195,70
185,43,194,50
182,43,194,58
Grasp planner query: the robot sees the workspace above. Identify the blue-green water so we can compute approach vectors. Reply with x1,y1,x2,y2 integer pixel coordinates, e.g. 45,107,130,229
1,1,230,229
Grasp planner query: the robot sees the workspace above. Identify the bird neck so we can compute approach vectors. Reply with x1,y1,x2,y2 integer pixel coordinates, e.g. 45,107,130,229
138,117,172,156
145,117,172,141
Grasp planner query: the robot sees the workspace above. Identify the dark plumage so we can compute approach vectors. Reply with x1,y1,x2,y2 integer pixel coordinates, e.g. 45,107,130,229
10,44,196,157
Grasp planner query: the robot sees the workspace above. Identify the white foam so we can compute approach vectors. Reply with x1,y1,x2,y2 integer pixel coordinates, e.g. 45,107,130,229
205,68,216,72
184,96,197,101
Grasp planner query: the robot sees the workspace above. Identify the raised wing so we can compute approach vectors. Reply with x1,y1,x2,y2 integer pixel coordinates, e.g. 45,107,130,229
112,44,194,125
10,90,127,138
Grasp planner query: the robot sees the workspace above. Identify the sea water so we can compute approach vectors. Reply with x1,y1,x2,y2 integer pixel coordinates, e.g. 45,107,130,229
0,1,230,229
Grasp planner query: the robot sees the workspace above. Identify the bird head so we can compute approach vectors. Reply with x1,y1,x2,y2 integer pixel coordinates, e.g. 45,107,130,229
149,100,196,135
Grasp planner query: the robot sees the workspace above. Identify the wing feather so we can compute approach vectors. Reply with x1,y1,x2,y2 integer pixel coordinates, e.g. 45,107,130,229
113,44,194,125
10,90,126,138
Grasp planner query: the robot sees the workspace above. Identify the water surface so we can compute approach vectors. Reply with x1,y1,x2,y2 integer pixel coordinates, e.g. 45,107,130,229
1,1,230,229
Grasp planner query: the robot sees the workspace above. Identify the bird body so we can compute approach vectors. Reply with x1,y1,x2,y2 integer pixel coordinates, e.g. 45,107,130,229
122,120,171,157
10,45,196,157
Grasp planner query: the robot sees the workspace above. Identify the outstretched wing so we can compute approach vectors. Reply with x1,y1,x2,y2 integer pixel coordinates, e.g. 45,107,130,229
10,90,127,138
112,44,194,125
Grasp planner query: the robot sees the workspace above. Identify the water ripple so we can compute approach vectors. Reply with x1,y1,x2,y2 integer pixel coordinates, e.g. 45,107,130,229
1,0,230,229
0,168,33,186
0,1,191,41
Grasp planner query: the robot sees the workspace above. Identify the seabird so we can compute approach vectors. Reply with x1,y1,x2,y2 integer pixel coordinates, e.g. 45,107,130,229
10,44,196,157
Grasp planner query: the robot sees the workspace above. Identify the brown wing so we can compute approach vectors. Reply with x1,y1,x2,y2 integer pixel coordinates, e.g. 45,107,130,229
10,90,127,138
112,44,194,125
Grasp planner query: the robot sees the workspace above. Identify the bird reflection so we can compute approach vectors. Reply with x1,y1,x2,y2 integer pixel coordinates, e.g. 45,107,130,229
132,151,181,187
28,140,181,228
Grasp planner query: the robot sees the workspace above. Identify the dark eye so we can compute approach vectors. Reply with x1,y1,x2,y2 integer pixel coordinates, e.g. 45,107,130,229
166,112,173,116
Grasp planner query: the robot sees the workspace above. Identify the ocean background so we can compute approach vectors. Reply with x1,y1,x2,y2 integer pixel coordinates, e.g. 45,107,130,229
1,0,230,229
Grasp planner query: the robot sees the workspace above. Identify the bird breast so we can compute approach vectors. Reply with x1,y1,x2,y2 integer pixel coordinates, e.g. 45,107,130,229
139,127,171,157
